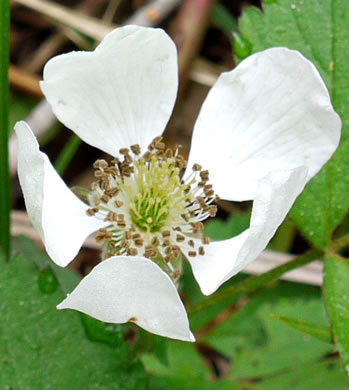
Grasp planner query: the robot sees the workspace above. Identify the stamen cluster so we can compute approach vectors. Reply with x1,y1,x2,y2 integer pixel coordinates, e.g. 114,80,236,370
86,137,217,281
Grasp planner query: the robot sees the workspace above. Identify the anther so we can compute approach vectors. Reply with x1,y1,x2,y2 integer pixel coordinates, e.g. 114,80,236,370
151,236,160,247
124,231,132,240
105,211,118,222
192,163,202,171
93,159,108,169
143,151,152,162
86,208,96,216
208,205,217,217
145,247,158,259
163,238,171,247
100,178,111,191
124,154,133,164
127,248,138,256
175,155,186,169
188,251,197,257
94,170,106,178
155,141,165,151
105,187,120,197
96,228,112,243
199,246,205,256
181,213,189,222
205,189,215,197
176,234,185,242
192,222,204,233
200,170,209,181
110,157,120,165
101,194,111,203
104,166,119,176
120,239,128,248
164,255,171,263
114,200,123,208
172,270,181,281
134,238,144,247
165,149,173,158
119,148,130,155
172,245,181,259
131,144,141,155
202,236,211,245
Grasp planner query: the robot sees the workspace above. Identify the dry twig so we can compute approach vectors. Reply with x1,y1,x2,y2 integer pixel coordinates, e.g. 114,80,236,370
11,210,323,286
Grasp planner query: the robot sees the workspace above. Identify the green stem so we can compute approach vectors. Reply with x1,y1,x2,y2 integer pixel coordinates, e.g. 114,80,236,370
212,4,238,35
328,232,349,253
188,249,322,314
0,0,11,260
54,134,81,175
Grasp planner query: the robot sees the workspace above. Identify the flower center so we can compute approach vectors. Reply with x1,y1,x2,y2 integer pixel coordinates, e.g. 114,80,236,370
128,156,181,233
86,137,217,281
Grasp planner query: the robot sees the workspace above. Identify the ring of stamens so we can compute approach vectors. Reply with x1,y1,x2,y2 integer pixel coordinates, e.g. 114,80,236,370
86,136,217,281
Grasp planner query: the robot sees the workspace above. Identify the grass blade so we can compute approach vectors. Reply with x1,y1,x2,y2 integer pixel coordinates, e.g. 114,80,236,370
54,134,81,175
0,0,11,259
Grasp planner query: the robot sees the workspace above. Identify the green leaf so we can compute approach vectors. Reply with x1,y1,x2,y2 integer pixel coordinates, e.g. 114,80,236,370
80,313,125,347
251,359,347,390
0,0,11,259
203,282,332,378
239,0,349,248
152,335,170,366
271,314,332,344
324,254,349,378
148,376,239,390
142,340,208,380
13,235,80,294
204,211,251,241
268,217,297,252
143,340,241,388
0,253,146,389
133,329,170,367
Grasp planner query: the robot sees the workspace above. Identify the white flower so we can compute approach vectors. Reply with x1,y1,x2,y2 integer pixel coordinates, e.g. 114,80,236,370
15,25,341,342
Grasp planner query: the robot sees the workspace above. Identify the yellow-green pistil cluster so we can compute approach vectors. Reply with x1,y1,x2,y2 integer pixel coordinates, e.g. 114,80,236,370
86,137,217,281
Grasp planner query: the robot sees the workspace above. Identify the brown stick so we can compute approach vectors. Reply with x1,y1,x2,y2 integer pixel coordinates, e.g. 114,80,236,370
195,297,249,340
9,65,43,98
171,0,217,92
23,0,109,73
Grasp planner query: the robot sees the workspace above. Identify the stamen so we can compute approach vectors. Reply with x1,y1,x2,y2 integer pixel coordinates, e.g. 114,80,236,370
87,137,218,282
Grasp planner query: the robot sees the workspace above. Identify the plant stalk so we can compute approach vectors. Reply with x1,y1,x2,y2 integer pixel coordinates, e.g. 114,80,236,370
0,0,11,260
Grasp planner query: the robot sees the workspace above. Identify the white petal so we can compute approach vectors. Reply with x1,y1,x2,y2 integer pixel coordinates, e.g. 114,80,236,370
41,25,178,157
187,47,341,201
15,121,107,267
187,167,308,295
57,256,195,342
